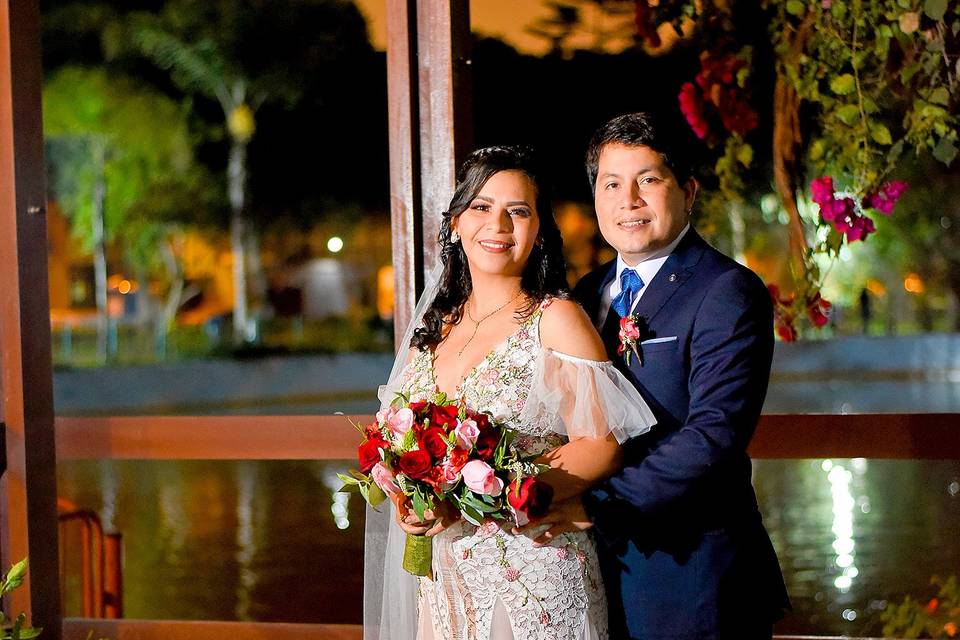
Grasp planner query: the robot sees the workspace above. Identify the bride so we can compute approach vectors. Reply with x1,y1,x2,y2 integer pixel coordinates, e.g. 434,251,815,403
364,145,655,640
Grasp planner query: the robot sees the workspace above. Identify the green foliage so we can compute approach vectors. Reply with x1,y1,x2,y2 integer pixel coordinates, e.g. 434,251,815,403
881,575,960,638
43,66,215,273
775,0,960,197
0,559,42,640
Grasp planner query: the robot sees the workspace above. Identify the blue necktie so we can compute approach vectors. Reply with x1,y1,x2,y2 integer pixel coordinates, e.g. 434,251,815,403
612,268,644,318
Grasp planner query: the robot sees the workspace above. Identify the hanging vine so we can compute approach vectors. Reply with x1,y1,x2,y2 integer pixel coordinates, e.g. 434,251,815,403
632,0,960,339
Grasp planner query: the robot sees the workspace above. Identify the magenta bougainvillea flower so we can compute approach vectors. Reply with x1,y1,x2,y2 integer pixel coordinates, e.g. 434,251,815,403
865,181,909,215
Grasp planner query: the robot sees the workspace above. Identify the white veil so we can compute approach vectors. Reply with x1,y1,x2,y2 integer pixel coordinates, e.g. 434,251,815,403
363,264,443,640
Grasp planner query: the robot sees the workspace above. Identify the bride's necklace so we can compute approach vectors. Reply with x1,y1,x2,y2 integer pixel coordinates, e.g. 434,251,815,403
457,289,523,358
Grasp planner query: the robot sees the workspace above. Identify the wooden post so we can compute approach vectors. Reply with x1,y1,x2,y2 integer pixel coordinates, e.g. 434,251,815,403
0,1,63,637
386,0,472,344
415,0,473,272
386,0,423,345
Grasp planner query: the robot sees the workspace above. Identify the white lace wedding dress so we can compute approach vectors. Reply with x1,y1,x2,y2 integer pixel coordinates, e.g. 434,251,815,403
380,298,655,640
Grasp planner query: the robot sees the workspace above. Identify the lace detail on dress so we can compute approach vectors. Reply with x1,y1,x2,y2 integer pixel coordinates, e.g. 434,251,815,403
400,298,609,640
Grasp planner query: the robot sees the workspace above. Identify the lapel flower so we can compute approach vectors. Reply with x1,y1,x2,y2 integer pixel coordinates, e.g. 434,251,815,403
618,315,642,366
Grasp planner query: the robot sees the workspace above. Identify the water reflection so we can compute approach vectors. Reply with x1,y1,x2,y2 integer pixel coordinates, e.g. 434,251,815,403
56,459,959,634
235,461,257,620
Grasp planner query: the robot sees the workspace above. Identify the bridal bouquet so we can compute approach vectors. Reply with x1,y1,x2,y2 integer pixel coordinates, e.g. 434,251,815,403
339,392,553,576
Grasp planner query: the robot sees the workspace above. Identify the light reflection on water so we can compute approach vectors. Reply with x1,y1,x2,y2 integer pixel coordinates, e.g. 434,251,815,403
56,458,960,634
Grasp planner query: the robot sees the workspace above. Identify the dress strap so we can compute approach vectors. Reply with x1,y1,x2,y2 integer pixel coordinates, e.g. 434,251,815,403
529,296,554,347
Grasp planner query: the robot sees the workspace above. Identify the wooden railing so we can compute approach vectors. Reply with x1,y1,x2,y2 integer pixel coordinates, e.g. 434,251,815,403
58,509,122,618
54,413,960,461
53,412,959,639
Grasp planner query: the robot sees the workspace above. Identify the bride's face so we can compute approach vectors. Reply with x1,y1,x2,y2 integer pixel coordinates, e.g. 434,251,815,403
452,170,540,279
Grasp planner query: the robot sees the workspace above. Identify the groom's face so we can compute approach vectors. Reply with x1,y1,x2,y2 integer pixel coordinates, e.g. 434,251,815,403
593,143,697,266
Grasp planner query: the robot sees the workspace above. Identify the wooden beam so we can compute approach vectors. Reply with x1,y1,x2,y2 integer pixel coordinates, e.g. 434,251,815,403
64,619,362,640
53,413,960,461
60,619,899,640
414,0,472,272
386,0,422,345
748,413,960,459
0,0,62,637
55,415,367,460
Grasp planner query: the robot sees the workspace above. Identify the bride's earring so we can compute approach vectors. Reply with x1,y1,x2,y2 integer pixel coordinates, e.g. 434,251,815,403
450,230,460,243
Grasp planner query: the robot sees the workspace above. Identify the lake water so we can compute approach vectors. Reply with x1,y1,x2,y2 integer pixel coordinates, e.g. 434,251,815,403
55,457,960,635
52,337,960,634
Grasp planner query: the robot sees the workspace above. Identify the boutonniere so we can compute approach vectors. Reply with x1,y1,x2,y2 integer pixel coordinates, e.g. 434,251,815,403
618,315,643,366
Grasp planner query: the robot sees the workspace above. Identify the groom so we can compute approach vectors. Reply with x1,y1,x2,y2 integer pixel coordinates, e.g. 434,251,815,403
535,112,789,639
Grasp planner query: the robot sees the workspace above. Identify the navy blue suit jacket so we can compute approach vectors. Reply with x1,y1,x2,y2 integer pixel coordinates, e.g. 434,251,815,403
574,230,789,639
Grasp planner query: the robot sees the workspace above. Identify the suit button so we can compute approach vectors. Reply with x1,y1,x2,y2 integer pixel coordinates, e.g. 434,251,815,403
668,273,678,282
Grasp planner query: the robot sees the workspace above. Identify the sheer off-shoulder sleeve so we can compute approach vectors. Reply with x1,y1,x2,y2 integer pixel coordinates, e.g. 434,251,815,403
517,348,656,442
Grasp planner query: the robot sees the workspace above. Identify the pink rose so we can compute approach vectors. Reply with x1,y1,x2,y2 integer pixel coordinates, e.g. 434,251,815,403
461,460,504,497
438,460,462,491
376,406,395,425
619,317,641,340
387,407,414,436
370,462,399,496
454,419,480,450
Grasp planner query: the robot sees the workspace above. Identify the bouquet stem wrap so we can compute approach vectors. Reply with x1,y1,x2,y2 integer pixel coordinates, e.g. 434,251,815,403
402,532,432,577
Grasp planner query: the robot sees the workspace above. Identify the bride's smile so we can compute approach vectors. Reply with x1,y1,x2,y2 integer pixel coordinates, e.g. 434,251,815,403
452,169,540,279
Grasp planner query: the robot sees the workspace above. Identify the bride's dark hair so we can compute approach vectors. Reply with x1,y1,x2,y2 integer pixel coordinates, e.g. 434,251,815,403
411,145,570,351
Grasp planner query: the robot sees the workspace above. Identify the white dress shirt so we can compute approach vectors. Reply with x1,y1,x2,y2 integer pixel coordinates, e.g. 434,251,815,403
596,223,690,328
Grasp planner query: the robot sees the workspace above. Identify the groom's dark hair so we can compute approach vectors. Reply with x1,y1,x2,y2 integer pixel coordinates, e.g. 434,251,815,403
585,112,696,195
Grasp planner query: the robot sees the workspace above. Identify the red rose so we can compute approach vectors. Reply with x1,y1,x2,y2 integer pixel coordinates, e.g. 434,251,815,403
358,438,384,474
471,412,491,432
408,401,428,416
429,404,460,431
448,446,470,471
474,429,501,461
397,449,433,479
420,427,449,460
507,477,554,519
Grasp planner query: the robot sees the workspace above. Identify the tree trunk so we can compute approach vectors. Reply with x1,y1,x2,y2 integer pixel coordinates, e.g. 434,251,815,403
772,12,817,280
246,225,267,342
92,141,109,363
229,139,249,345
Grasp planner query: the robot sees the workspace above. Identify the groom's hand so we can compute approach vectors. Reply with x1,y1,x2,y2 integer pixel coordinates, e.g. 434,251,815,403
514,497,593,547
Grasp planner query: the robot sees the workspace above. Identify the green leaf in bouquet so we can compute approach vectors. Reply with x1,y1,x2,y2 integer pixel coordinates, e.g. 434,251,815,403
337,482,362,494
412,487,428,521
460,504,485,527
359,483,370,504
349,469,370,481
462,493,498,514
345,416,366,435
447,430,458,445
493,432,508,467
401,429,417,451
390,391,409,408
367,483,387,507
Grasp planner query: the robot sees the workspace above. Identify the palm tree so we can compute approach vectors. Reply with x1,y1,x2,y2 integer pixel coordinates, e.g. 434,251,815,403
133,17,265,345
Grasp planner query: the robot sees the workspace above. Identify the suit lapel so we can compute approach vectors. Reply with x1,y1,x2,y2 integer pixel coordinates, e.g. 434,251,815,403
632,230,707,325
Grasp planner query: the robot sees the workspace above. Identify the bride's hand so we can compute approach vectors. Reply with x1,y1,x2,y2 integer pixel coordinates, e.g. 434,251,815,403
391,492,434,535
513,497,593,547
390,493,460,536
